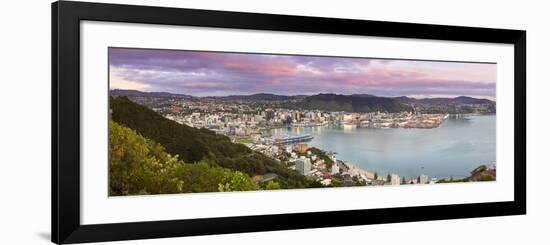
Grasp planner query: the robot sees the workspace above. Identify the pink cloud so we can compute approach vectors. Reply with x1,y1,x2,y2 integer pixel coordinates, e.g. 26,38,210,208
109,47,496,98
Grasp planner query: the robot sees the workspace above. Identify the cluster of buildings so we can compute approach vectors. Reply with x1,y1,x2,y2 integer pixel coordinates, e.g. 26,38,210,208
134,97,442,187
287,145,328,174
270,142,434,187
159,98,450,138
164,105,343,136
346,111,449,129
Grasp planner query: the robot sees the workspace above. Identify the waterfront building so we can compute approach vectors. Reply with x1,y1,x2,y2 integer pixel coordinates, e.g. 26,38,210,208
419,175,429,184
331,164,340,175
343,114,353,122
294,112,301,121
292,144,309,153
390,174,401,185
342,174,355,187
295,156,312,176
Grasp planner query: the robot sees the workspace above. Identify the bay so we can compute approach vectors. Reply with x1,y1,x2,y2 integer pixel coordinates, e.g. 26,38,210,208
270,115,496,179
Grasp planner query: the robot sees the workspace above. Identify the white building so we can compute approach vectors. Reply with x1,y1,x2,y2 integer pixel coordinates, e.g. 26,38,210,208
419,175,429,184
295,156,312,176
285,145,293,154
343,114,354,122
390,174,401,185
331,163,340,175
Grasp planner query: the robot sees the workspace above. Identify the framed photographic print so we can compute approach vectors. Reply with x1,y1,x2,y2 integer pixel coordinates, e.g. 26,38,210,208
52,1,526,244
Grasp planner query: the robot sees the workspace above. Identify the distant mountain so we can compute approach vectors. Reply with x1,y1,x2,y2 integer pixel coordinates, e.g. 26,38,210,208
295,93,413,113
111,89,494,113
206,93,300,102
110,89,196,100
350,94,377,98
395,96,495,105
443,96,495,104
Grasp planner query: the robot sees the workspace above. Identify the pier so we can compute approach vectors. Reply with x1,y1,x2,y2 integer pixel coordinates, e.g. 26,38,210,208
274,134,314,145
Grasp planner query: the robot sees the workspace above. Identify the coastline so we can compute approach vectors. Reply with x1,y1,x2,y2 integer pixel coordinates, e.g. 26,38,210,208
264,114,496,184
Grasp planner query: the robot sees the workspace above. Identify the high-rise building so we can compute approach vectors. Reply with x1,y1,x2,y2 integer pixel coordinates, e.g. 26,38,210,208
419,175,429,184
295,156,312,176
390,174,401,185
295,112,301,121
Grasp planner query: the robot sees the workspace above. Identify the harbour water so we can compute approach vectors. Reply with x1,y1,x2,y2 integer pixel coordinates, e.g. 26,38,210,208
270,115,496,179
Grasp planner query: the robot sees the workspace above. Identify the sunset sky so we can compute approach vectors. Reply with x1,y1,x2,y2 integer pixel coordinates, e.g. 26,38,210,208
109,47,496,99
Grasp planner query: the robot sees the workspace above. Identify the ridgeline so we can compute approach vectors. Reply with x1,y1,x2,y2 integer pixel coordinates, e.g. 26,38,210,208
295,93,413,113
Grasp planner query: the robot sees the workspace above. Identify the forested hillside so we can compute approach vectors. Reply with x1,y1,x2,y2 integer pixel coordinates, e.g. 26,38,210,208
295,93,413,113
109,120,259,195
110,96,314,190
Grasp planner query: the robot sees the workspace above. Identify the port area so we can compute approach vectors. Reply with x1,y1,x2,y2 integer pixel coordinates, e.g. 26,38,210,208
273,134,314,145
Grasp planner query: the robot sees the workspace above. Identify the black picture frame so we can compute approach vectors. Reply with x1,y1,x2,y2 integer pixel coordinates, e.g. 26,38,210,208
52,1,526,244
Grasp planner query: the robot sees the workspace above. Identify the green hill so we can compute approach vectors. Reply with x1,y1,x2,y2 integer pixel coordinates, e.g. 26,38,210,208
109,120,258,196
110,96,312,189
296,93,413,113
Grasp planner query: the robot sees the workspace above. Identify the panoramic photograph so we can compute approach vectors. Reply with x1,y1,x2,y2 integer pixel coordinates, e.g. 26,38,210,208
108,47,497,196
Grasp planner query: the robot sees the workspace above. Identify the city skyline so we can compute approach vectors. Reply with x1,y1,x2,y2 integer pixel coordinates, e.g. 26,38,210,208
109,47,497,99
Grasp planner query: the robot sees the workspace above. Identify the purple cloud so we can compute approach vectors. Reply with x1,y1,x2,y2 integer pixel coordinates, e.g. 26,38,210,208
109,47,496,99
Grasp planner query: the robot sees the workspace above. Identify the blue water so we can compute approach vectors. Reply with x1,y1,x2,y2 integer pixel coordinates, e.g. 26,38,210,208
271,115,496,179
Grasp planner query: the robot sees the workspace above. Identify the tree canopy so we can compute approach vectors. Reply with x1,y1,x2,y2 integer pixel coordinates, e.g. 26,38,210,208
109,120,263,195
110,96,312,189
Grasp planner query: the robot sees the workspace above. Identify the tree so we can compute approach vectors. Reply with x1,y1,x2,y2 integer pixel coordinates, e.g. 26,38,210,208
109,120,258,196
387,174,392,183
401,176,407,184
109,120,184,196
307,181,325,188
374,172,378,180
307,147,334,168
218,171,258,192
265,181,281,190
330,179,342,187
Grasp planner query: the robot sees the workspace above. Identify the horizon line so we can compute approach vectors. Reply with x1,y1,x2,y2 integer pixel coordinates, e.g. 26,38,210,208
109,89,496,101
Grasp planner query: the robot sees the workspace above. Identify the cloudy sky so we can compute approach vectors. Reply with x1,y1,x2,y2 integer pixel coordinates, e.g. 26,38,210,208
109,47,496,99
